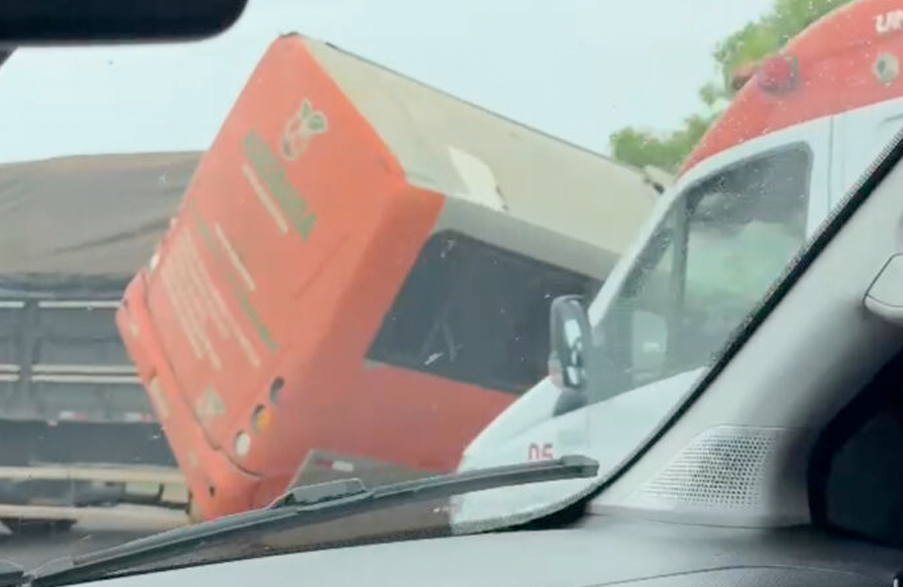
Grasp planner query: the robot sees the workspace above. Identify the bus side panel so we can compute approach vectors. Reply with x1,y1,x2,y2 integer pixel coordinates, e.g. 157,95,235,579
118,276,261,519
136,34,408,448
349,365,515,471
241,183,448,508
119,34,423,518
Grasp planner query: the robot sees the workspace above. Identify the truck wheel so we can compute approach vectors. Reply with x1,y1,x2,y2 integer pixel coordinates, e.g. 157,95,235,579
1,517,75,535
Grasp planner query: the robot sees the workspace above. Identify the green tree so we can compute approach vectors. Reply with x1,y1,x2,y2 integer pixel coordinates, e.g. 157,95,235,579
610,112,719,173
610,0,851,172
714,0,848,94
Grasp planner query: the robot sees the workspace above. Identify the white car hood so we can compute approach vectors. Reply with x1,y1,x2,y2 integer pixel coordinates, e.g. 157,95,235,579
450,368,705,530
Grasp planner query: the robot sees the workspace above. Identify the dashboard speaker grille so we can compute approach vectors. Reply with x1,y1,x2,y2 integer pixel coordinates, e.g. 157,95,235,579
634,426,789,510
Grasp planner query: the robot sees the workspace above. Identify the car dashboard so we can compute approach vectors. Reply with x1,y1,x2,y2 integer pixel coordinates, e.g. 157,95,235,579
84,514,903,587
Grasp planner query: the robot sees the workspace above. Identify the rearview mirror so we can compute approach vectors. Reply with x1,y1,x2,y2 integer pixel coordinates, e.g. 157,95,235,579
548,295,592,392
0,0,248,45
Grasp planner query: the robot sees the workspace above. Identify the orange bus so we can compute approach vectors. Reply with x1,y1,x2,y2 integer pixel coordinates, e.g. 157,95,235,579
116,34,659,520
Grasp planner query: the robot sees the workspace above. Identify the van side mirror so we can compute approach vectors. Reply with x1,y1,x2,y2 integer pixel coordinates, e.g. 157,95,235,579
548,295,592,392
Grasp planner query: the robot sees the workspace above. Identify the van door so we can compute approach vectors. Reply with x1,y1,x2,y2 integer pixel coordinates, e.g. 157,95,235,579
832,96,903,208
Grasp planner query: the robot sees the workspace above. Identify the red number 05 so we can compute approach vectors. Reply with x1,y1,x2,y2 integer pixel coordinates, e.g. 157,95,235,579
528,442,553,461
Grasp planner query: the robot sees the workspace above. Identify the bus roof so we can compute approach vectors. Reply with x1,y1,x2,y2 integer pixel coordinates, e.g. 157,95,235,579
303,37,658,269
683,0,903,174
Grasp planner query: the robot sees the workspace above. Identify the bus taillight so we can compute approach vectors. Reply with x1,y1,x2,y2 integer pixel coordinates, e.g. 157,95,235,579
251,404,271,433
234,431,252,458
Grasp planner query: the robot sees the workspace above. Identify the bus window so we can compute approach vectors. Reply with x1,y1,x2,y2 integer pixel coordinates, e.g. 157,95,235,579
368,231,599,394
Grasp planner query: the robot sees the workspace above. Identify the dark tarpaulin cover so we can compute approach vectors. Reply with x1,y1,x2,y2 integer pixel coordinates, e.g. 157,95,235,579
0,151,201,298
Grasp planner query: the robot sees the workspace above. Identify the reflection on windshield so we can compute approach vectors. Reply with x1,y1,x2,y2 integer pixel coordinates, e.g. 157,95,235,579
591,145,811,401
0,0,878,573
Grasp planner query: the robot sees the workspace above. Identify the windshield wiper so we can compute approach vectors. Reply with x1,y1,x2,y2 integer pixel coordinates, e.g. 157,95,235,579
25,455,597,587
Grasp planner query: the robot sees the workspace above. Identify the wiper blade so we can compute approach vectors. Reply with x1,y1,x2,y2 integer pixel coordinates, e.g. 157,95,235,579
28,455,597,587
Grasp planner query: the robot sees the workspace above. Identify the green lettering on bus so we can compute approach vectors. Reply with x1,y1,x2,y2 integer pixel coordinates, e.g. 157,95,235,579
242,130,316,240
190,202,278,352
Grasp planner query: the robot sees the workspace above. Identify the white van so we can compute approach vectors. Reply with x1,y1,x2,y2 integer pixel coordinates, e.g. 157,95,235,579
452,0,903,527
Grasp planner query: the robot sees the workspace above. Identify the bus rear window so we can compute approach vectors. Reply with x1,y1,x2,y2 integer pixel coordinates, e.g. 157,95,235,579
367,231,600,394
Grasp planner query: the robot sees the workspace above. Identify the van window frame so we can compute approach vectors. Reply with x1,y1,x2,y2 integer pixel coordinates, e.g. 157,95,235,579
591,141,814,404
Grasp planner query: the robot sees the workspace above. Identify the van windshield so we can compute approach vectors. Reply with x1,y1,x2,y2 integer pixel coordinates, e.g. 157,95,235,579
589,145,811,403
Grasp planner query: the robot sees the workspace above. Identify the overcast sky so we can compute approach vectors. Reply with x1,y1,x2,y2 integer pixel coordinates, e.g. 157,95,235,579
0,0,772,163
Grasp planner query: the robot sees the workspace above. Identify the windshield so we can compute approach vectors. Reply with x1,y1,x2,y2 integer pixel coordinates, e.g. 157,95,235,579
0,0,890,577
593,145,810,401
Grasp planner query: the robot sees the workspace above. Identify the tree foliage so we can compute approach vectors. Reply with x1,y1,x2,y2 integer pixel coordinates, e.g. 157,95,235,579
609,112,719,173
610,0,851,172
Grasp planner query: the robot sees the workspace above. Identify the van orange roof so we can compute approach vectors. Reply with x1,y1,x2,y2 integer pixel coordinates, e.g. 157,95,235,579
683,0,903,174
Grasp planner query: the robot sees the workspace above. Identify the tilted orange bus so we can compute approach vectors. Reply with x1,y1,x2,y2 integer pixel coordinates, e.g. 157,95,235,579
116,34,658,520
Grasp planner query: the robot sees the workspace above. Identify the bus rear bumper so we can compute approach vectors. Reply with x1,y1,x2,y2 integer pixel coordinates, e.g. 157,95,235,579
117,273,260,520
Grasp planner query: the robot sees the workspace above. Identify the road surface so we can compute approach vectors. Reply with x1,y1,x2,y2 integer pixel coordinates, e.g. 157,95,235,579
0,506,187,571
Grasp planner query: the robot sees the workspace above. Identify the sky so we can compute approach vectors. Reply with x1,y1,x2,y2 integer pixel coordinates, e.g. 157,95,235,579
0,0,773,163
